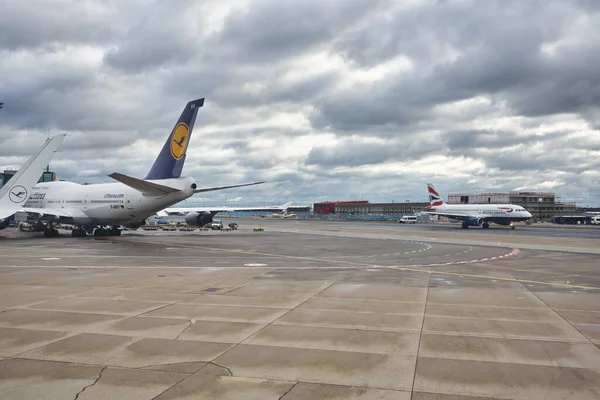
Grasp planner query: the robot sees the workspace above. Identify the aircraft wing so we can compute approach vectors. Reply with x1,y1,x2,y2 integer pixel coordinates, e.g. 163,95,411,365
21,207,87,220
423,211,483,221
159,201,292,217
193,181,265,194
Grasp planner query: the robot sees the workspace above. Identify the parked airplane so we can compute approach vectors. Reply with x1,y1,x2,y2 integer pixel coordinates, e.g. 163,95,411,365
157,201,293,226
20,98,264,237
425,183,532,229
266,208,297,219
0,134,66,230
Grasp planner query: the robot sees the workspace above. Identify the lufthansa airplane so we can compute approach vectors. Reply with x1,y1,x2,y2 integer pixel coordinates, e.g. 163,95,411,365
20,98,264,237
0,134,66,230
425,183,532,229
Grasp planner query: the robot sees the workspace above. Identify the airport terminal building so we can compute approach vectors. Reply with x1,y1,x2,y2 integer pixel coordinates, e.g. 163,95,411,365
448,191,579,222
313,191,584,223
313,200,429,217
0,167,56,189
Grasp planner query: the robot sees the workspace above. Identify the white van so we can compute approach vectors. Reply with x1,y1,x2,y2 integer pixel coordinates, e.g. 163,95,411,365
398,216,418,224
591,216,600,225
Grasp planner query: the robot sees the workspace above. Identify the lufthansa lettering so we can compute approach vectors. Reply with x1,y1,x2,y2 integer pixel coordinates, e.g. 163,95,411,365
104,193,125,199
29,192,46,200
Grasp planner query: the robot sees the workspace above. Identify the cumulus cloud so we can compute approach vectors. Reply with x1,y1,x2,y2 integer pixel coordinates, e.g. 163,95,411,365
1,0,600,206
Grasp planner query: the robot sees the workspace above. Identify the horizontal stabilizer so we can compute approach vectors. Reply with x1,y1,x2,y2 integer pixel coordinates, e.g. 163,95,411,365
108,173,181,196
194,181,266,194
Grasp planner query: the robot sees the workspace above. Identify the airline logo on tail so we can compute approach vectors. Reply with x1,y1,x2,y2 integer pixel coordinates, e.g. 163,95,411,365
9,185,28,204
170,122,189,160
144,98,204,180
427,183,444,207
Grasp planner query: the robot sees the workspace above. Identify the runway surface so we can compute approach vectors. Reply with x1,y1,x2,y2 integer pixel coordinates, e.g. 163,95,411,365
1,220,599,399
289,218,600,239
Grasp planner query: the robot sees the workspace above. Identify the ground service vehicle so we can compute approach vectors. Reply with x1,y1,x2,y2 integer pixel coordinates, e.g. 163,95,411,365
399,216,418,224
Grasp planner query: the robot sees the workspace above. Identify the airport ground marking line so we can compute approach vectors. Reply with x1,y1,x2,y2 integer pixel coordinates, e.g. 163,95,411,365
396,266,600,291
122,238,407,268
122,238,509,271
7,239,597,290
121,238,600,289
2,263,598,291
272,228,600,254
520,282,600,347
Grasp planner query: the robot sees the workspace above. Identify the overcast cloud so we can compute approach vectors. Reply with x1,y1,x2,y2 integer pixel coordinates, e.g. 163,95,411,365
1,0,600,207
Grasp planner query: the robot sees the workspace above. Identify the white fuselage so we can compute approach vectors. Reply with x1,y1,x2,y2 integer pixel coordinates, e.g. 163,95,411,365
429,203,532,223
24,177,196,227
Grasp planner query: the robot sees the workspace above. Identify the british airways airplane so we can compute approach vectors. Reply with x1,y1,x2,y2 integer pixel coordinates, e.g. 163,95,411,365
20,98,264,237
425,183,532,229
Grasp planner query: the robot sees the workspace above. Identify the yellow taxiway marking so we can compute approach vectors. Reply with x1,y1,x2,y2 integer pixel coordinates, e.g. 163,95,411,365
123,238,600,291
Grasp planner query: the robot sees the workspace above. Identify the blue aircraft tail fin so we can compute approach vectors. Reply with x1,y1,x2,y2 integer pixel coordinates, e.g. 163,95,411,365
145,98,204,180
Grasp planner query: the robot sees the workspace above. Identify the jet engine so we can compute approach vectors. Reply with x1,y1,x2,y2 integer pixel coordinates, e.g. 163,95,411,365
464,217,484,227
185,211,214,227
0,218,9,230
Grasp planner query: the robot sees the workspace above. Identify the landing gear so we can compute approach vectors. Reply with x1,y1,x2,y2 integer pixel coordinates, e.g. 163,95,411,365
461,222,469,229
509,221,515,230
93,226,121,237
71,228,87,237
93,227,109,237
43,227,59,238
482,222,490,229
43,221,59,238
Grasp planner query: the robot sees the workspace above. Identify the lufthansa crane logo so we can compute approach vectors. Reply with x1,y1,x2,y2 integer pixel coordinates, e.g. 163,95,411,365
9,185,28,203
170,122,189,161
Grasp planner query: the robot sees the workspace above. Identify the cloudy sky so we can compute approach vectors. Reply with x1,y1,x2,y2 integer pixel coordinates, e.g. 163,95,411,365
1,0,600,207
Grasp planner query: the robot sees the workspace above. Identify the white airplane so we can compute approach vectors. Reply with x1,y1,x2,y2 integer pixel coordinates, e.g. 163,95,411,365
266,208,297,219
20,98,264,237
424,183,532,229
0,134,66,230
157,201,293,226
